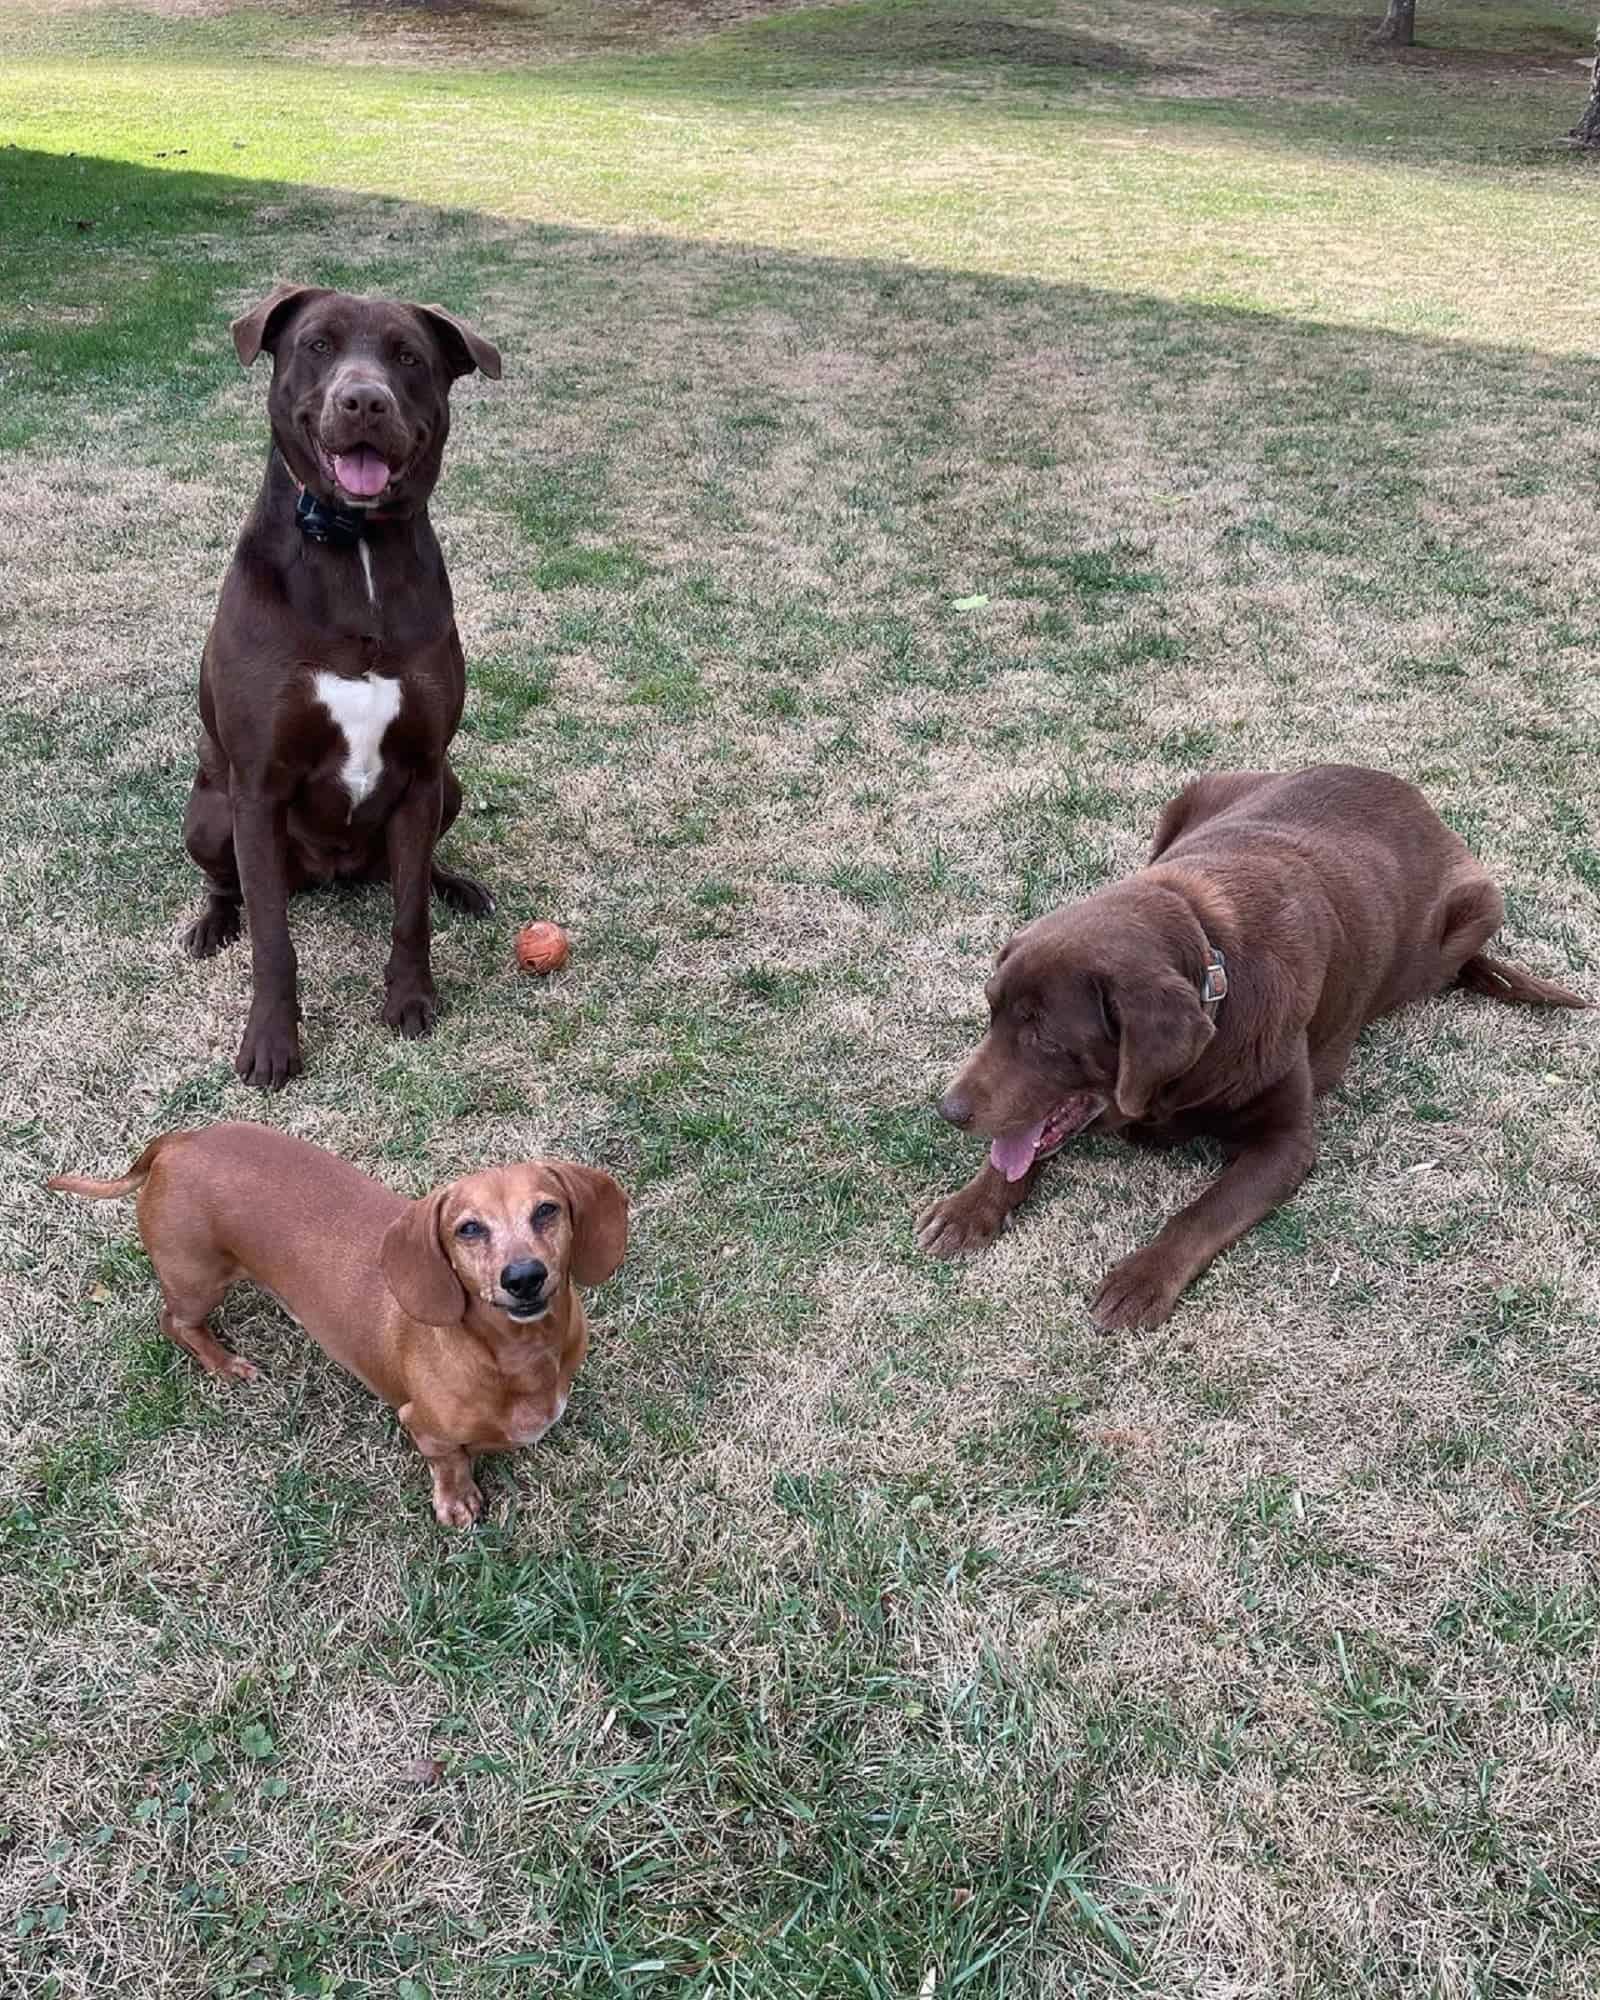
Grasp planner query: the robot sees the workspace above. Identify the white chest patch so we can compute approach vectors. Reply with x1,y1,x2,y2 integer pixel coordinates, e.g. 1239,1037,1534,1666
313,670,402,810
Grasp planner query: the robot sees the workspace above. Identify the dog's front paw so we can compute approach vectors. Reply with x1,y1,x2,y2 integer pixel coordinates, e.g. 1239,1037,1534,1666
915,1181,1011,1258
432,866,495,918
432,1479,484,1530
1091,1247,1185,1332
235,1010,302,1090
383,983,438,1039
185,897,243,960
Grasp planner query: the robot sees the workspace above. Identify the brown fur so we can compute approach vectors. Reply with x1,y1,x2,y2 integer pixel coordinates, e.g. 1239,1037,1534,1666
183,285,502,1088
918,766,1588,1329
50,1124,628,1527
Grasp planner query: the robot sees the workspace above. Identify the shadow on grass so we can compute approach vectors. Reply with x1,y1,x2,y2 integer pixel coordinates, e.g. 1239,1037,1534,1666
4,135,1597,427
5,140,1598,925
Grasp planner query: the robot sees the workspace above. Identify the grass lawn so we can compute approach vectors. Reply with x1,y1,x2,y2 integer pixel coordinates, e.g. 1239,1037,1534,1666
3,0,1599,1992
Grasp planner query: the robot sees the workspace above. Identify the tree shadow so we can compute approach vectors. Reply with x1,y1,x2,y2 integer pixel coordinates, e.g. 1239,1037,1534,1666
724,10,1152,75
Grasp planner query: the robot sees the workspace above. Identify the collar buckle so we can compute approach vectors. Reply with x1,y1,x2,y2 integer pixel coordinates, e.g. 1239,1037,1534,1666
295,484,370,548
1201,944,1228,1011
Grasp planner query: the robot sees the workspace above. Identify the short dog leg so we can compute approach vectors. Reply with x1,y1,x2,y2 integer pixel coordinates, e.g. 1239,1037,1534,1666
159,1307,259,1383
183,759,245,958
185,894,243,959
430,863,495,916
430,761,494,915
408,1427,484,1529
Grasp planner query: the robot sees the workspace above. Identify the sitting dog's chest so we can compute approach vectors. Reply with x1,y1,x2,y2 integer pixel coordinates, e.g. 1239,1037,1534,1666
495,1389,568,1450
309,669,404,811
449,1386,569,1455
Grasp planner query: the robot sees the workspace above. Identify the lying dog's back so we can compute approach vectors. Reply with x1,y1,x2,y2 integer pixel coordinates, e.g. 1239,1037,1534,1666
1147,764,1582,1045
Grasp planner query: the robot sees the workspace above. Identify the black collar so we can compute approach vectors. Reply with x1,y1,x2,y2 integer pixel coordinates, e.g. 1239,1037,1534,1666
295,485,375,548
282,455,399,548
1200,940,1229,1013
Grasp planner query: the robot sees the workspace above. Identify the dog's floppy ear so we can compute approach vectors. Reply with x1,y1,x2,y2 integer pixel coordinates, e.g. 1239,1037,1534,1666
549,1162,628,1287
412,304,502,382
380,1190,468,1327
231,283,332,367
1111,975,1215,1121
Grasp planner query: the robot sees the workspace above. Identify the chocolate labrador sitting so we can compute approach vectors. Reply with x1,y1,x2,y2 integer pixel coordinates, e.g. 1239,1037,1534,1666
184,284,501,1087
918,766,1587,1330
50,1125,627,1527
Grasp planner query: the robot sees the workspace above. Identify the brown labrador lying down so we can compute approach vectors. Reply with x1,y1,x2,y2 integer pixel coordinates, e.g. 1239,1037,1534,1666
50,1125,627,1527
183,285,502,1089
918,765,1587,1331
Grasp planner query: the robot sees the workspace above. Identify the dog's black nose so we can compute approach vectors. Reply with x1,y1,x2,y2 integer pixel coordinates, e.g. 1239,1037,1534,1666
937,1091,973,1128
501,1258,548,1298
336,380,397,421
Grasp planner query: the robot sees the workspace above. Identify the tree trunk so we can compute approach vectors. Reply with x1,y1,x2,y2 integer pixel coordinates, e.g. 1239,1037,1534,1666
1368,0,1415,46
1573,25,1600,145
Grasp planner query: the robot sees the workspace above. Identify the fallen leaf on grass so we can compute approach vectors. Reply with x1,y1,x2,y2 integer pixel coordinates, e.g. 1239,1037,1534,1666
1088,1426,1156,1453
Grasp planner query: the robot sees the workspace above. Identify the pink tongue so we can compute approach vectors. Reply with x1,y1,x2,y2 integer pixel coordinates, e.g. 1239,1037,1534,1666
990,1121,1047,1183
332,447,390,498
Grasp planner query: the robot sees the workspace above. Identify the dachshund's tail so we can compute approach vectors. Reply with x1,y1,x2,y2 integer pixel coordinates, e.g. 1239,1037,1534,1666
48,1137,167,1200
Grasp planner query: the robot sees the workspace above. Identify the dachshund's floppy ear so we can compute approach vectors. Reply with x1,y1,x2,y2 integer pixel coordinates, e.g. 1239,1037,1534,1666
380,1190,468,1327
412,304,502,382
550,1163,629,1287
230,283,332,368
1111,976,1215,1122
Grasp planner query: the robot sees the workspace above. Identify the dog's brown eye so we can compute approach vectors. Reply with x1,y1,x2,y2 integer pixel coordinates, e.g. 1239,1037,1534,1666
530,1201,560,1228
455,1218,487,1241
397,348,420,367
308,337,331,354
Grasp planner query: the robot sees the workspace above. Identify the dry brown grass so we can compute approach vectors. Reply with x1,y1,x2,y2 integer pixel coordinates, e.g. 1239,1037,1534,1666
4,0,1600,1994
